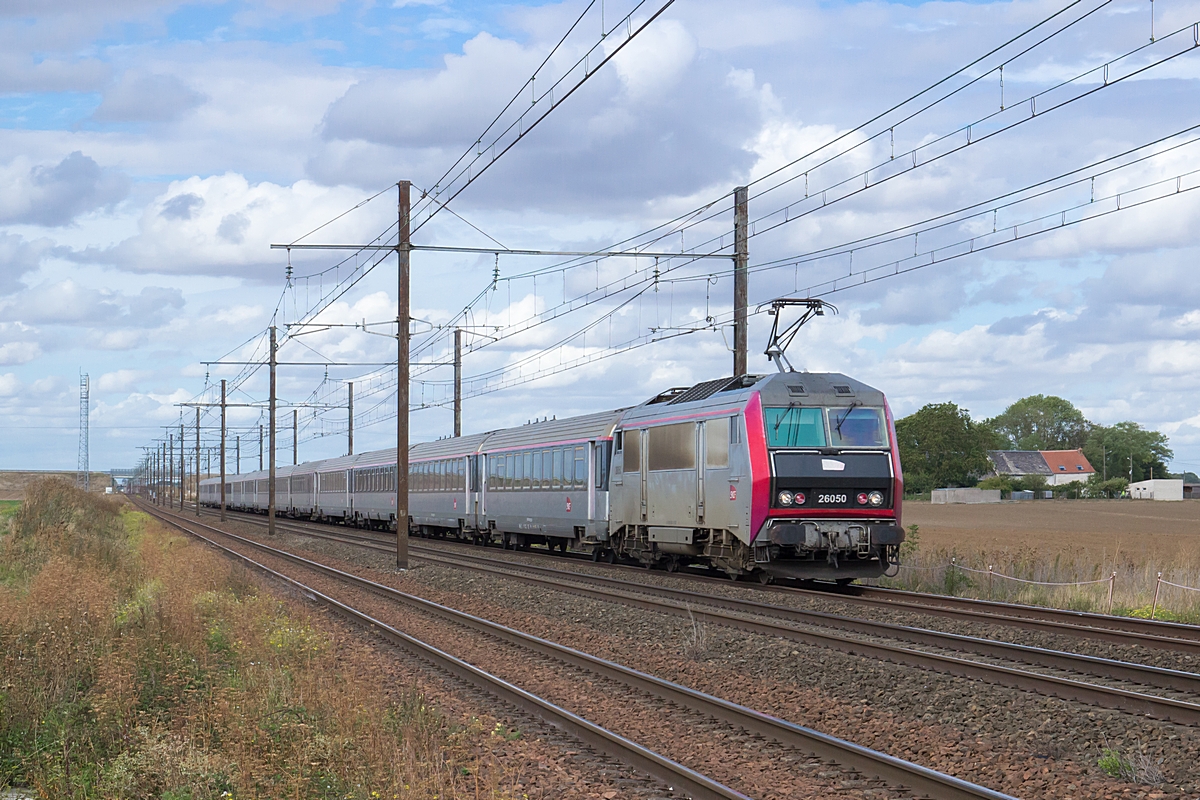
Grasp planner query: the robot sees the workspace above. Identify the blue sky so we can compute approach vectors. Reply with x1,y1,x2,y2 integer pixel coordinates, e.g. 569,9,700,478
2,0,1200,476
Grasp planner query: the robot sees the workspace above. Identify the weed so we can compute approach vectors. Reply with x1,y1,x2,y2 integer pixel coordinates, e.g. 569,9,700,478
1098,740,1164,785
681,607,711,660
1098,748,1132,779
941,560,974,596
900,524,920,561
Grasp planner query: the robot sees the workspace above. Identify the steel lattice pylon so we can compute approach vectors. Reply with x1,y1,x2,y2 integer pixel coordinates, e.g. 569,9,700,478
77,373,89,492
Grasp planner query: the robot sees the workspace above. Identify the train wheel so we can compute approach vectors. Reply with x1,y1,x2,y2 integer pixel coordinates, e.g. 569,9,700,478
835,578,854,587
605,549,617,564
665,556,680,573
591,548,601,562
757,570,773,586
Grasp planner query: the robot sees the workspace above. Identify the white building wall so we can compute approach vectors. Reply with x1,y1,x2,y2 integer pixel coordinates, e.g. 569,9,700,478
932,488,1001,504
1129,479,1184,501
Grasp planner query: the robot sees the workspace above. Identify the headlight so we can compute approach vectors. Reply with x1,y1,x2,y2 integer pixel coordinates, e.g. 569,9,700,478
778,490,794,506
868,491,884,507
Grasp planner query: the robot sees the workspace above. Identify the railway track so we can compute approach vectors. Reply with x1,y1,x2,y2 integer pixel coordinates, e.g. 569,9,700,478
199,506,1200,652
141,501,1016,800
188,506,1200,726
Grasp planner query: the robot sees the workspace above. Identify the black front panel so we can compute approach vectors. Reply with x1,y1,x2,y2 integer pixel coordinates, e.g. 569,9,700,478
771,451,892,509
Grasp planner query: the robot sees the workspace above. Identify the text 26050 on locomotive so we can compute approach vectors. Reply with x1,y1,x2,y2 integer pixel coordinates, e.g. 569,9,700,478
201,371,905,582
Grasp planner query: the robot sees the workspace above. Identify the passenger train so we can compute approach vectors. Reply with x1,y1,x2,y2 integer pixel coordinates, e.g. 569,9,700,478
200,372,905,582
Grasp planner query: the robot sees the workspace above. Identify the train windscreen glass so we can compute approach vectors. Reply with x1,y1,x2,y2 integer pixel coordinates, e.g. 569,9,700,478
764,406,826,448
828,407,887,447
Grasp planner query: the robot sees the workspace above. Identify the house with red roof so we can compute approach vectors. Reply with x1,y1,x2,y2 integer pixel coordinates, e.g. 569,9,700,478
987,449,1096,486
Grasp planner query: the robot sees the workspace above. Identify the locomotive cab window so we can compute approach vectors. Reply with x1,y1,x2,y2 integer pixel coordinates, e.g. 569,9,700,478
827,407,888,448
764,406,826,448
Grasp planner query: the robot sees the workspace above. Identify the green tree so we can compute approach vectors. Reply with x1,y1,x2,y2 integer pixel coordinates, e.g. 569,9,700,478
895,403,1000,490
1083,422,1172,483
988,394,1090,450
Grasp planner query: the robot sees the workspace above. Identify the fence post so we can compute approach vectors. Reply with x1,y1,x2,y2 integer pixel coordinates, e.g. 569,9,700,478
1106,571,1116,615
1151,572,1163,620
988,565,993,599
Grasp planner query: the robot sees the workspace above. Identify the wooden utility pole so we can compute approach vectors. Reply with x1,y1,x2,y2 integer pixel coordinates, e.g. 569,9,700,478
453,327,462,438
733,185,749,377
347,381,354,455
194,408,201,516
220,379,227,521
396,181,411,569
268,325,277,536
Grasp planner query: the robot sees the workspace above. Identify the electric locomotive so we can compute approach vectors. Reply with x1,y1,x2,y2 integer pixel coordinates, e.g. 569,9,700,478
200,371,904,582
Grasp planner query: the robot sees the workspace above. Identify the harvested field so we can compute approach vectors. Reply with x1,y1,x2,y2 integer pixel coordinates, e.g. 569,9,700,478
891,499,1200,620
903,499,1200,562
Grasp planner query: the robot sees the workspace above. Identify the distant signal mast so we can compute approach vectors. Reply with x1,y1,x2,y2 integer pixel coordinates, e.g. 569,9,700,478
77,372,89,492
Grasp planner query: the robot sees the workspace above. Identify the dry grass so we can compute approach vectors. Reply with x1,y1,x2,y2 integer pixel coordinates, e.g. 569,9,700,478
882,500,1200,621
0,479,519,799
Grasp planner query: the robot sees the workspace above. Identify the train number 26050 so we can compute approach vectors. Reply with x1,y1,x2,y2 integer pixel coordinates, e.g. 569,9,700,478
817,493,847,504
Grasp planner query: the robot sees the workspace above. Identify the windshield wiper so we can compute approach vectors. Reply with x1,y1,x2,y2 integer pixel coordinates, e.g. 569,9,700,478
773,401,797,433
834,401,860,436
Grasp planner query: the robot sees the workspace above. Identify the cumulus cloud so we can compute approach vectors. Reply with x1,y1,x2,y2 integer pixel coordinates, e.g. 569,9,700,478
91,70,207,123
95,369,149,392
75,174,389,277
0,151,129,227
0,281,184,328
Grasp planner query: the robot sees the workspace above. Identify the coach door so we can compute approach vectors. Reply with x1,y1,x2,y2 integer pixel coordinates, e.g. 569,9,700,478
468,455,482,529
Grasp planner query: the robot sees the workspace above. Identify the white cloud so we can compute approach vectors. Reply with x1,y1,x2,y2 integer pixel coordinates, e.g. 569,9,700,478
0,151,128,227
0,341,42,365
91,70,207,123
78,174,390,277
610,19,697,101
0,373,20,397
95,369,149,392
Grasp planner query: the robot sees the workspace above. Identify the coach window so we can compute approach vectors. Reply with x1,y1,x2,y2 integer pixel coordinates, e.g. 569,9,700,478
522,451,533,489
624,430,640,472
502,454,512,489
532,450,543,488
550,448,562,489
574,446,586,487
706,419,729,468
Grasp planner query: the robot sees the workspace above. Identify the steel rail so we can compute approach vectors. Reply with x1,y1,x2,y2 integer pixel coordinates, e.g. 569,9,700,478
854,585,1200,641
272,508,1200,645
196,507,1200,653
139,503,749,800
144,502,1019,800
187,507,1200,726
403,545,1200,695
399,546,1200,727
